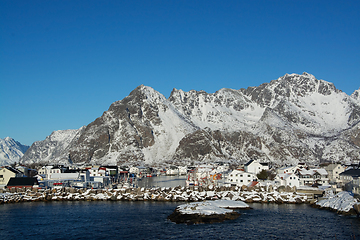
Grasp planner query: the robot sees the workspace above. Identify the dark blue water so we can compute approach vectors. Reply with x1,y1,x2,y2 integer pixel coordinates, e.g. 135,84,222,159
0,201,359,239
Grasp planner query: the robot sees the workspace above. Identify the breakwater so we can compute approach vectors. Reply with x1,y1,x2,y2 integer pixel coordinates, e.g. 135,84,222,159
0,185,309,204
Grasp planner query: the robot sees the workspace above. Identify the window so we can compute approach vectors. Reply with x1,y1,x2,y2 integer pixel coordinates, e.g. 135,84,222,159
240,175,243,177
240,180,243,182
0,175,3,178
248,175,250,177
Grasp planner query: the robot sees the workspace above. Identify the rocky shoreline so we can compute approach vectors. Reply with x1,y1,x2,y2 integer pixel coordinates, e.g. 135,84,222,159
311,191,359,216
2,185,359,217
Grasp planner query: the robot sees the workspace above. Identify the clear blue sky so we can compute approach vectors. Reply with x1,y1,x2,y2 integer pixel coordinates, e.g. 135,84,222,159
1,0,359,146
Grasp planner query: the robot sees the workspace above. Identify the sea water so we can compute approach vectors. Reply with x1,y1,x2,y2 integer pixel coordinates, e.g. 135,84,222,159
0,201,359,239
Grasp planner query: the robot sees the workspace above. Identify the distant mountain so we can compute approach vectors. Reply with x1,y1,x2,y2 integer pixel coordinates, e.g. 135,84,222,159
0,137,29,166
20,73,360,166
21,128,85,165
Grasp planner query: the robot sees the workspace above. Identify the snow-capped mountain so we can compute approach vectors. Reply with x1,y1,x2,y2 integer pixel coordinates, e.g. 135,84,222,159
20,128,85,165
0,137,29,166
20,73,360,166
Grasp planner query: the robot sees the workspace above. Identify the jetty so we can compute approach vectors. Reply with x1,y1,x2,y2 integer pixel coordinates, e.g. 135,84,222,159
0,185,310,204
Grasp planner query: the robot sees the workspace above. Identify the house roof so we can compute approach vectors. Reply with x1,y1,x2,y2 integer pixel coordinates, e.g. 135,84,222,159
3,166,23,175
298,169,328,176
339,169,360,177
7,177,39,187
324,164,342,171
230,169,254,176
244,160,255,166
247,181,259,187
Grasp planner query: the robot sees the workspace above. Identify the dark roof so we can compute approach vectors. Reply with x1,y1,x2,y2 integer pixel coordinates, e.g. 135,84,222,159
339,169,360,177
4,166,23,175
7,177,38,187
244,160,255,166
100,165,117,168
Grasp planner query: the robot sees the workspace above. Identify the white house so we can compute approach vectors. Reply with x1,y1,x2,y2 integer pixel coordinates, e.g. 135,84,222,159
216,164,229,173
129,166,148,176
274,173,300,188
86,167,107,177
166,166,179,176
297,168,329,186
244,160,269,175
178,166,187,175
227,169,256,186
38,165,66,180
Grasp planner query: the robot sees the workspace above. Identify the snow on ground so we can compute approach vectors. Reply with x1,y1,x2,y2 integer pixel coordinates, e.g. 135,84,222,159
176,200,249,215
209,199,250,209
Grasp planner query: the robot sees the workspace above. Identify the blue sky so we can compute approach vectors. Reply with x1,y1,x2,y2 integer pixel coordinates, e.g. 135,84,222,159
1,0,359,146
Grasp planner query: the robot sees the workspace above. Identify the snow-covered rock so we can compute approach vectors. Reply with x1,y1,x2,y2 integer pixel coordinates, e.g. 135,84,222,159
315,191,358,215
167,200,248,224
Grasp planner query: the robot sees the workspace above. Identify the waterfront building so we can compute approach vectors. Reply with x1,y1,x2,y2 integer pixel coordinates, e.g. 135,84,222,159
7,177,39,189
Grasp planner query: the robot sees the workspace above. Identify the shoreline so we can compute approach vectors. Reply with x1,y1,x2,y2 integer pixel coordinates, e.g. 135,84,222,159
1,185,358,216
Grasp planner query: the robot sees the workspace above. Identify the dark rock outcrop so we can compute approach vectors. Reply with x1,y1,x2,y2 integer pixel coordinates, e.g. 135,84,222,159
167,208,240,225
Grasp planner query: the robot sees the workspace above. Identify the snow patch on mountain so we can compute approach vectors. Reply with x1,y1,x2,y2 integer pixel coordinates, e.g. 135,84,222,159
0,137,29,166
21,128,85,165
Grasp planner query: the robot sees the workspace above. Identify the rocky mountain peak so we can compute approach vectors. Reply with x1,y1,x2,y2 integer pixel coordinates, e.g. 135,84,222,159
241,73,339,108
351,88,360,101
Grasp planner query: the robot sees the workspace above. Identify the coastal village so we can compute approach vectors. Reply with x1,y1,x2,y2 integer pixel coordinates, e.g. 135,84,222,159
1,160,360,217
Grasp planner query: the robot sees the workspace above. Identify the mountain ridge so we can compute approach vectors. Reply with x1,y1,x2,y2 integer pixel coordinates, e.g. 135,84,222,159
19,73,360,166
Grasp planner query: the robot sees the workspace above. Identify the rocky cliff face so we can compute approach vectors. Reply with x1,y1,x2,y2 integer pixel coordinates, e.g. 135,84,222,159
20,73,360,166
